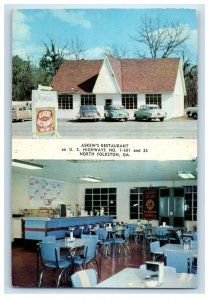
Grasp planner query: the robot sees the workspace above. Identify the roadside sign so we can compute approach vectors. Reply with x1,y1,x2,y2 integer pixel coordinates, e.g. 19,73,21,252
36,107,56,134
32,88,59,138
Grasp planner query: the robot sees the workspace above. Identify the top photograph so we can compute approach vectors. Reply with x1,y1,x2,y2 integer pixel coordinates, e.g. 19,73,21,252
12,8,198,139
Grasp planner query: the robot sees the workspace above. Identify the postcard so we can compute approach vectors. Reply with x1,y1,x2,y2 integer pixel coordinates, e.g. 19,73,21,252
9,4,201,292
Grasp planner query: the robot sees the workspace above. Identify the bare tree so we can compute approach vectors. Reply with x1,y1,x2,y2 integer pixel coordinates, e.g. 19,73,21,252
103,44,129,59
131,16,190,58
68,36,86,60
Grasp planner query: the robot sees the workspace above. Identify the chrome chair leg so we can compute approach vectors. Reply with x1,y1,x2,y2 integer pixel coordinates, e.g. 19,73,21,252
38,268,46,287
56,267,68,287
121,244,127,256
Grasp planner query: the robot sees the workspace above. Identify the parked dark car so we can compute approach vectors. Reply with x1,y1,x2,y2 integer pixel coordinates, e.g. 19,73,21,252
184,107,198,119
77,105,100,121
104,105,129,121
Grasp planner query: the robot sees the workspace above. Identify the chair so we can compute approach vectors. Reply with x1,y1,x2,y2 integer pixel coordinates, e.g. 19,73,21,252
191,240,197,249
71,269,98,288
168,229,182,244
192,232,197,241
95,228,113,257
155,227,169,244
112,225,125,238
176,230,183,243
73,238,99,276
81,234,100,254
149,241,162,261
191,240,197,274
41,235,56,242
164,249,193,273
190,240,197,274
82,226,90,234
127,223,140,242
142,225,157,244
38,241,72,287
81,234,99,242
113,228,130,256
73,227,82,238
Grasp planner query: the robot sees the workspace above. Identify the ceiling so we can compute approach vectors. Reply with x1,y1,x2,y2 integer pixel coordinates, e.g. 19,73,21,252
12,159,197,184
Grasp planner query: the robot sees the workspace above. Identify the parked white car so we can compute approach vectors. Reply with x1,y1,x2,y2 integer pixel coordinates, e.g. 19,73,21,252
134,104,167,122
104,105,129,121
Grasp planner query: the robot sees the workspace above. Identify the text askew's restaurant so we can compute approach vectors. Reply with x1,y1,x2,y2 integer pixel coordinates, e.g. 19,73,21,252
142,188,159,221
36,108,56,135
32,89,58,137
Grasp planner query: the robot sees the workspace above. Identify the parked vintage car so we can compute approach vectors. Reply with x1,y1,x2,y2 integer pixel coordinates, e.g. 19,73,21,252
104,105,129,121
134,104,167,122
77,105,101,121
184,107,198,119
12,104,32,122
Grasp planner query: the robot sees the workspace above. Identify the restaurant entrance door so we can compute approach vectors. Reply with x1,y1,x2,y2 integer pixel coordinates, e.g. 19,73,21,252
159,188,185,226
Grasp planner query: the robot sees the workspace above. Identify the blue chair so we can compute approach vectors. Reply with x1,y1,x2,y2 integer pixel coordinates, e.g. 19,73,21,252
142,225,157,244
155,227,169,244
191,240,197,249
149,240,162,261
192,232,197,241
41,235,56,242
164,249,193,273
73,238,99,275
81,234,99,255
127,223,140,242
38,241,72,287
95,228,113,257
71,269,98,288
190,240,197,274
113,228,130,256
81,234,99,242
82,226,90,234
73,227,82,238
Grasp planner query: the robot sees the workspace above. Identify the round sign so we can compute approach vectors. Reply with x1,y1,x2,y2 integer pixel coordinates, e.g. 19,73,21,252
145,199,155,211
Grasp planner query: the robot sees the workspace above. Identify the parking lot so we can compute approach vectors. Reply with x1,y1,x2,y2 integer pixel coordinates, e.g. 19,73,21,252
12,117,197,139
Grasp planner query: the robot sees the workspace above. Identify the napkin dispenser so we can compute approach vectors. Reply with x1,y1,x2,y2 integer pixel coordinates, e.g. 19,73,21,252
145,261,164,285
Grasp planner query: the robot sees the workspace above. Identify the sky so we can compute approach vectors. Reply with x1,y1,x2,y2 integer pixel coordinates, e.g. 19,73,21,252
12,7,198,65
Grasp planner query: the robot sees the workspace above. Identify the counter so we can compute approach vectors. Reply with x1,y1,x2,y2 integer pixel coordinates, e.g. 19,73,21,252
23,215,113,240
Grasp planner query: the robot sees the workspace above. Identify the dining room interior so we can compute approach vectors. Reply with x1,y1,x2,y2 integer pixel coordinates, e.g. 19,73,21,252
11,158,200,290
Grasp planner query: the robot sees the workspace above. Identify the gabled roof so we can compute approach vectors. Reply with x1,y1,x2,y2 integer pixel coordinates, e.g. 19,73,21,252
107,56,123,91
119,58,180,93
51,59,103,93
51,57,181,94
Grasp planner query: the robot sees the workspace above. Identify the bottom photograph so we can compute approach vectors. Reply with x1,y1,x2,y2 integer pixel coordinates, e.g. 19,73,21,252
11,159,198,289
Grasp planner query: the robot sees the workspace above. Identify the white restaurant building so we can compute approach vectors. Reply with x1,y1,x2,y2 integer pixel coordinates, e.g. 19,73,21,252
51,56,186,120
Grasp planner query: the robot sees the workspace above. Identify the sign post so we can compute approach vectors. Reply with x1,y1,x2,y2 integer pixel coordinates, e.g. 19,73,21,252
32,86,60,138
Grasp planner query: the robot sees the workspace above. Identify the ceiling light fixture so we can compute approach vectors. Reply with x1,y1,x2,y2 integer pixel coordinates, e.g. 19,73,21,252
177,171,196,179
12,160,43,170
79,176,102,182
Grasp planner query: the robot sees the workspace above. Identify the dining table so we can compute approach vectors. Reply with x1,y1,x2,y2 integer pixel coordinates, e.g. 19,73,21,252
94,266,197,289
152,243,197,259
59,238,84,256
